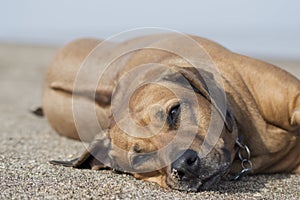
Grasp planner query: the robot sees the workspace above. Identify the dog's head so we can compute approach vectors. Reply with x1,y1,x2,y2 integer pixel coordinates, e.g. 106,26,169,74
52,64,238,191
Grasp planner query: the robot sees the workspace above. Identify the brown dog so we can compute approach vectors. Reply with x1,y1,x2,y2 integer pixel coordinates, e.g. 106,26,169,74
42,34,300,192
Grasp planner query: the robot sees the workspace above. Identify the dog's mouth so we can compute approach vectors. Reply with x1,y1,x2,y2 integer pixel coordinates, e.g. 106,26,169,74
166,162,230,192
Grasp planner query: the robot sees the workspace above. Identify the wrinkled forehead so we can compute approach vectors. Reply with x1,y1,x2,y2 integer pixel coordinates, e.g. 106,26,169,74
129,77,201,107
129,83,181,109
111,64,203,106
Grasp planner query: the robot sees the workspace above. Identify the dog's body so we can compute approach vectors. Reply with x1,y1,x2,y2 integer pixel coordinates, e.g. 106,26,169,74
43,34,300,191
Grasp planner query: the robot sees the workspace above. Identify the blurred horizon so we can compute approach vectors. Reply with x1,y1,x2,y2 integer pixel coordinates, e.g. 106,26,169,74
1,0,299,59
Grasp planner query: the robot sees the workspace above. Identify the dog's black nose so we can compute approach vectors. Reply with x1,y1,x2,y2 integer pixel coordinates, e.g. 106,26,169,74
171,150,200,178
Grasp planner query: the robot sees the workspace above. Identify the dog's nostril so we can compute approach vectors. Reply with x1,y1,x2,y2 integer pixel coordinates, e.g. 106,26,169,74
182,149,199,166
171,149,200,177
176,170,185,178
186,156,197,166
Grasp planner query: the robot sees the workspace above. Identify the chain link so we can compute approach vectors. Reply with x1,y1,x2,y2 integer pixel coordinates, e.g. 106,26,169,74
231,139,253,181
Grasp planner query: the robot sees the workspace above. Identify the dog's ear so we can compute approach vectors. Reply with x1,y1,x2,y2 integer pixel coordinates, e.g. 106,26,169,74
50,133,111,170
174,67,211,99
169,66,233,132
169,66,226,105
50,81,112,107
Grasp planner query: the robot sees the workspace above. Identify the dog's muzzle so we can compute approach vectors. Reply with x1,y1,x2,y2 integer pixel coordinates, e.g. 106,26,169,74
168,149,231,192
171,150,201,179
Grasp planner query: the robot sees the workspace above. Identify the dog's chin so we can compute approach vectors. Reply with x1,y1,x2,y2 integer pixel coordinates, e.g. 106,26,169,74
166,163,231,192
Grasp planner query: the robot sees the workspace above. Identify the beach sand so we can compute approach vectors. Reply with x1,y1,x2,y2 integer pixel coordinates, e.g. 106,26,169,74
0,43,299,199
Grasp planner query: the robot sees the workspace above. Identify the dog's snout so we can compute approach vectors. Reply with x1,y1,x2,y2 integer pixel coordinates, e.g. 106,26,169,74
171,150,200,178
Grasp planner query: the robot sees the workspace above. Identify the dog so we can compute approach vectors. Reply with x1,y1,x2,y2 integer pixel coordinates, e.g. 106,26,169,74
40,33,300,192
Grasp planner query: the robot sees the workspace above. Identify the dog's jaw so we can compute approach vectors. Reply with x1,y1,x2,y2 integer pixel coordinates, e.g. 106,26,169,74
166,161,231,192
165,147,232,192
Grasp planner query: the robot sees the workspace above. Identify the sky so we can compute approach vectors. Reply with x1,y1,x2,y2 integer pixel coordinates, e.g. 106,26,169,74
1,0,299,58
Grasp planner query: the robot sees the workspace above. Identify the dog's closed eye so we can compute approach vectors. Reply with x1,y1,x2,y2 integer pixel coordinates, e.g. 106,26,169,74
167,104,181,128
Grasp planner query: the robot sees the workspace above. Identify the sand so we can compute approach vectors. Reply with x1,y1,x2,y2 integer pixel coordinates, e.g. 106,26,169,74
0,43,299,199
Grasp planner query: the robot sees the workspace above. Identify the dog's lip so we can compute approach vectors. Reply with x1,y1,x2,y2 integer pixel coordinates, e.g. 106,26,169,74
197,163,231,191
167,162,231,192
166,171,222,192
196,172,222,191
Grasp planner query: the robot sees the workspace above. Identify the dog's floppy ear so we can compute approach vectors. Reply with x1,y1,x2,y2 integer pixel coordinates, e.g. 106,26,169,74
50,133,111,170
170,66,233,132
174,66,211,100
169,66,226,104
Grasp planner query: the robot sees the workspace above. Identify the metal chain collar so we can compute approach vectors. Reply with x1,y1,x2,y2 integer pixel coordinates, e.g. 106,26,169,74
231,139,253,181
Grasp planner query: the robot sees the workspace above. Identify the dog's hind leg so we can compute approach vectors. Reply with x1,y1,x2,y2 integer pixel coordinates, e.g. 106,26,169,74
239,59,300,132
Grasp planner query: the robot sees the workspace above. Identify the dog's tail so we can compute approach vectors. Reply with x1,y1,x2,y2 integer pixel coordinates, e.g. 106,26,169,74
31,107,44,117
